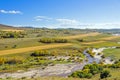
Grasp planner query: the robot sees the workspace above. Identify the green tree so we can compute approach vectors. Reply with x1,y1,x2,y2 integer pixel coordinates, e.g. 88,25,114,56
100,70,111,79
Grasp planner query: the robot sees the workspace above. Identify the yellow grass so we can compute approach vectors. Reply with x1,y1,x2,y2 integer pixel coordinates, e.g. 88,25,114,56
100,36,120,40
82,36,120,45
62,32,100,39
0,43,72,55
82,41,105,45
1,29,24,32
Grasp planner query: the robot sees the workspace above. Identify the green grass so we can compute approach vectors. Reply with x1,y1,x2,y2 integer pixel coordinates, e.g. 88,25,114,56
0,46,85,72
103,48,120,60
0,38,43,50
0,29,120,80
82,33,112,42
82,41,120,48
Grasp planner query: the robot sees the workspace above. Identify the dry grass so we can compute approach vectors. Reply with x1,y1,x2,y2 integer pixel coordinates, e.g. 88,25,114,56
100,36,120,40
82,41,106,45
62,32,100,39
1,29,24,32
0,43,72,55
82,36,120,45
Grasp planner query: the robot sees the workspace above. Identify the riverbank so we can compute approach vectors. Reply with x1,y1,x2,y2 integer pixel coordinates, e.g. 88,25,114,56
0,47,116,79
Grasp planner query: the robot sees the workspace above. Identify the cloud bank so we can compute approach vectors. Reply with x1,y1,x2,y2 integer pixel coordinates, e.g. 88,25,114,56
34,16,52,21
0,10,22,14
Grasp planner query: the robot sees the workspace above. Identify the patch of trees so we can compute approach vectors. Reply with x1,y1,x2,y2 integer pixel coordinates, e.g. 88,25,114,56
77,39,84,42
69,64,111,79
0,57,24,65
100,70,111,79
39,38,68,43
31,50,54,57
0,31,26,38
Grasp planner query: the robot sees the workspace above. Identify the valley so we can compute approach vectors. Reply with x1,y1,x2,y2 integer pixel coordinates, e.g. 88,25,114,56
0,24,120,80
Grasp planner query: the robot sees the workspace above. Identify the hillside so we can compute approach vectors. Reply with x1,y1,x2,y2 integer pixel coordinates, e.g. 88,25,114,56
0,24,16,29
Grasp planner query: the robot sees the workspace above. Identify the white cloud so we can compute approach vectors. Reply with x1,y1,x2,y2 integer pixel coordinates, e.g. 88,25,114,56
76,23,120,29
0,10,22,14
56,18,78,24
33,16,120,29
34,16,52,21
55,18,80,28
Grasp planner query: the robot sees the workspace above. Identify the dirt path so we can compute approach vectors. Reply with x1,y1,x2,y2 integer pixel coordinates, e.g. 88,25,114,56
0,43,72,55
62,32,100,39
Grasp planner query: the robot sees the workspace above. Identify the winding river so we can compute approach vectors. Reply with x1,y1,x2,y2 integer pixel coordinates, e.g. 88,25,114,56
0,47,115,78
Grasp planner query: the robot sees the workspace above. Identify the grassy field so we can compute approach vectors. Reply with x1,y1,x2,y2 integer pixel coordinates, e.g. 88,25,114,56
1,29,24,32
62,32,100,39
0,38,42,50
82,41,106,45
0,43,72,55
103,48,120,60
101,36,120,40
0,27,120,80
0,32,100,54
81,34,120,44
81,35,120,48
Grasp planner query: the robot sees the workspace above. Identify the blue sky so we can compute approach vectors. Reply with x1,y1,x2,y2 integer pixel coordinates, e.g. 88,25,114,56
0,0,120,29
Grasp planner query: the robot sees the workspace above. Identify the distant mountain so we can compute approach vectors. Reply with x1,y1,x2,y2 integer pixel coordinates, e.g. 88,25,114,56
0,24,15,29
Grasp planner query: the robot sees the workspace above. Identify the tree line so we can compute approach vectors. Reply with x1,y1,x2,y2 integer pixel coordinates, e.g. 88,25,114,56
39,38,68,43
0,31,26,38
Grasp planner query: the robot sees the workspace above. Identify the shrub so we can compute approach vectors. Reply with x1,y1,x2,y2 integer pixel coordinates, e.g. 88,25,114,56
0,31,26,38
6,57,24,64
69,70,92,79
31,50,53,57
39,38,68,43
12,45,17,48
100,70,111,79
69,64,103,79
86,49,95,57
77,39,84,42
0,58,6,65
0,57,24,65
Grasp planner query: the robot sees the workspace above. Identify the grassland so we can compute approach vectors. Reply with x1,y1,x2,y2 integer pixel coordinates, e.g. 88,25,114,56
0,26,120,80
81,33,120,44
81,34,120,48
1,29,24,32
0,43,72,55
103,48,120,60
62,32,100,39
0,32,100,55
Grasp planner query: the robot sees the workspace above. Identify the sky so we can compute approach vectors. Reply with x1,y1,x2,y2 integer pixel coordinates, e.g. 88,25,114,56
0,0,120,29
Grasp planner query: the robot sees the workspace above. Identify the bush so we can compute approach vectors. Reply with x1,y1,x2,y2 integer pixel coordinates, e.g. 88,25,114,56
0,31,26,38
12,45,17,48
31,50,53,57
69,70,92,79
77,39,84,42
86,49,95,57
39,38,68,43
69,64,103,79
0,57,24,65
0,58,6,65
100,70,111,79
6,57,24,64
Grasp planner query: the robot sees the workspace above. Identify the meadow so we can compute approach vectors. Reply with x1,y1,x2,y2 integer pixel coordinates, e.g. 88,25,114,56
0,26,120,80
